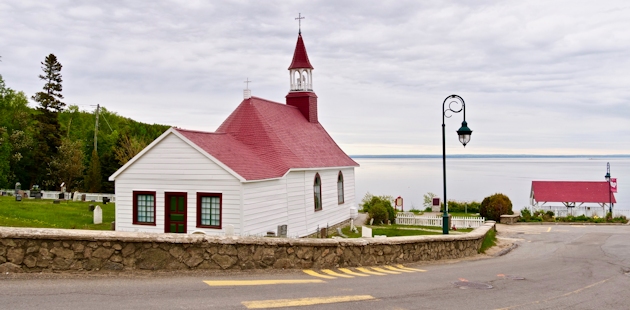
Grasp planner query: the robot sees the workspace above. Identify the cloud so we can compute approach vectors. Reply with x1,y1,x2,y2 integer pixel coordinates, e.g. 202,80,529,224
0,0,628,154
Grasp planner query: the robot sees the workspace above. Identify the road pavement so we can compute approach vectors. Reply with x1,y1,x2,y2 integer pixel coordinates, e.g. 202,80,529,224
2,224,629,309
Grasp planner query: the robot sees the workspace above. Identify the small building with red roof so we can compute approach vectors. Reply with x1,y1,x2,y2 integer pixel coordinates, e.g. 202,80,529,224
109,31,359,237
530,181,616,214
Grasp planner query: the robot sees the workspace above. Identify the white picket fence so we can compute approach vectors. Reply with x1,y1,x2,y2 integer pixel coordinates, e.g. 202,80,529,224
395,212,485,228
529,206,630,218
1,189,115,203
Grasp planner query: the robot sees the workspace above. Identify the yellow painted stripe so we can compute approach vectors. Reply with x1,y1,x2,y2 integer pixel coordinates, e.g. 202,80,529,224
321,269,354,278
204,279,324,286
242,295,375,309
303,269,336,279
371,267,400,274
547,227,552,232
339,268,370,277
356,267,387,275
396,264,427,272
384,265,414,273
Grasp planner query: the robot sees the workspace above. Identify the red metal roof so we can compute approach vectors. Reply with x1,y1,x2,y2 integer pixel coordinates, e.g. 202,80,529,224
531,181,616,203
288,33,313,69
176,97,357,181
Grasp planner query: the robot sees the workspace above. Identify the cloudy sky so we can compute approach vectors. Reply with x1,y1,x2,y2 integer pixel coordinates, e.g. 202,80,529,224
1,0,629,155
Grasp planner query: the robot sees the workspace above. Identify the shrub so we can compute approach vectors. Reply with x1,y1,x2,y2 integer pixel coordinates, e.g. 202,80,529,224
520,208,532,221
361,193,395,224
369,202,389,224
479,193,513,222
443,200,481,213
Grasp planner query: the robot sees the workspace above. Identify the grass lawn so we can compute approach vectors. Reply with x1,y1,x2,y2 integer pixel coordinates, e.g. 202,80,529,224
0,195,115,230
340,224,473,238
448,212,481,218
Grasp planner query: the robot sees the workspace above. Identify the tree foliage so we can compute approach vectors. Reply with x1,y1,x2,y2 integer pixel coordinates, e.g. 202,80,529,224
479,193,513,221
31,54,65,187
84,149,102,193
46,138,85,191
361,192,395,224
0,58,169,192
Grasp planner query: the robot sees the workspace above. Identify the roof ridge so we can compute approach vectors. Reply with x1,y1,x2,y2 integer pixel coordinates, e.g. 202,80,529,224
174,128,226,135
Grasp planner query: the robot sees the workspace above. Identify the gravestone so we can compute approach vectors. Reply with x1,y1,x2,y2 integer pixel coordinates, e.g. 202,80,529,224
93,205,103,224
362,226,372,238
225,224,234,237
73,191,81,201
15,194,22,202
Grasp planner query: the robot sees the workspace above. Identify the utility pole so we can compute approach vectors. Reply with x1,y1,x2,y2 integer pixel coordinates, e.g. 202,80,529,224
94,104,100,152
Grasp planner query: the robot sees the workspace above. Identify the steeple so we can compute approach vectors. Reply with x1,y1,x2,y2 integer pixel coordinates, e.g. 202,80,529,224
288,33,314,91
286,27,318,123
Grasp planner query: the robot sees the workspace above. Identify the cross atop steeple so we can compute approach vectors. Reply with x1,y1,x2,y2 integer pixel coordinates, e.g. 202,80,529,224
243,77,252,99
295,13,305,34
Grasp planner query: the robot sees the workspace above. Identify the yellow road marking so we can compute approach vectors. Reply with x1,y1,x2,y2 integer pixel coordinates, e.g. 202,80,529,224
371,267,401,274
322,269,354,278
356,267,387,275
384,265,414,273
396,264,427,272
547,227,551,232
339,268,370,277
204,279,324,286
303,269,336,279
242,295,375,309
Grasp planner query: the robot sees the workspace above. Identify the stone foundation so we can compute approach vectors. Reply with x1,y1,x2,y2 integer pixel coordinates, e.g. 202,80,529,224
0,222,494,273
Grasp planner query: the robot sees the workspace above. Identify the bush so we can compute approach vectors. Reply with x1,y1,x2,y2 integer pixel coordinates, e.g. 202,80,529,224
442,200,480,213
479,193,513,222
369,202,389,224
361,193,395,224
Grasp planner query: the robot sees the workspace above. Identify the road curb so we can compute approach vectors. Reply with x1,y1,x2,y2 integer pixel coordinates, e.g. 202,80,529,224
493,243,518,257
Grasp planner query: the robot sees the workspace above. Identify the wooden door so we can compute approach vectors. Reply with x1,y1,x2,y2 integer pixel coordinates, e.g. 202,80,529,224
165,192,186,233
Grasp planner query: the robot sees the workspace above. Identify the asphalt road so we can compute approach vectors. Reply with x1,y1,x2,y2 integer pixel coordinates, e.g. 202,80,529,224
2,224,630,310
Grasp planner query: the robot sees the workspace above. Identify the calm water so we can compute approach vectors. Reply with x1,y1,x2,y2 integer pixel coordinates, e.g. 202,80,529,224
354,157,630,211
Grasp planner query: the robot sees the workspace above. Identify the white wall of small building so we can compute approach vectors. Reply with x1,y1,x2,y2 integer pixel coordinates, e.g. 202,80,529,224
241,168,355,237
113,132,356,237
113,133,242,234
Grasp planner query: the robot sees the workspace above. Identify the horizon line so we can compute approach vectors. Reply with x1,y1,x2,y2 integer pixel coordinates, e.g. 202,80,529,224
350,154,630,158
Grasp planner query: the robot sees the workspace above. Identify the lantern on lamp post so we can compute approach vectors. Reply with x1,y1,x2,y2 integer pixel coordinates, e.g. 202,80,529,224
441,95,473,234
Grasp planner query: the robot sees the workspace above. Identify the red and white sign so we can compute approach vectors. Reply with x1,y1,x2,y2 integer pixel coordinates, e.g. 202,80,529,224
611,178,617,193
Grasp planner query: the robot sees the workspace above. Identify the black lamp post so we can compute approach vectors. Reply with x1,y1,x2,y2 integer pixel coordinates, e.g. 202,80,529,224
605,162,612,215
442,95,473,234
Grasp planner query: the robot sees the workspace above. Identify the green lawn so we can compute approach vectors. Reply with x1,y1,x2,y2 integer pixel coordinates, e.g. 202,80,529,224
339,224,473,238
0,195,115,230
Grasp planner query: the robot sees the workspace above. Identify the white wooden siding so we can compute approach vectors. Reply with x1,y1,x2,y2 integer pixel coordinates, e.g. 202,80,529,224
300,168,355,236
242,179,288,236
286,171,307,236
114,133,242,235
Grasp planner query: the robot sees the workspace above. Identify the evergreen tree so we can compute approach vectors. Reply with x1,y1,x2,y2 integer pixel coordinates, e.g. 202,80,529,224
84,149,101,193
31,54,65,188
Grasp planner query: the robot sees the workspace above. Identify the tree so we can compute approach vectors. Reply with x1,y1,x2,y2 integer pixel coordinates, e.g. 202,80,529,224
0,127,10,188
479,193,513,221
114,134,147,165
84,149,101,193
46,138,85,191
32,54,65,113
0,74,35,187
423,192,437,210
31,54,65,187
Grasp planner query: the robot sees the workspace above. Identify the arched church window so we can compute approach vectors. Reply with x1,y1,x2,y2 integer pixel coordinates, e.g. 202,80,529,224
337,171,344,204
314,173,322,211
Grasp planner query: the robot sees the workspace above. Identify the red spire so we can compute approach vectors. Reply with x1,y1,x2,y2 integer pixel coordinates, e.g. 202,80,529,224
288,33,313,70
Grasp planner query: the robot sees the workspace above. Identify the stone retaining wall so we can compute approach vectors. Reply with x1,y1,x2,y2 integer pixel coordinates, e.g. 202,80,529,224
0,222,494,273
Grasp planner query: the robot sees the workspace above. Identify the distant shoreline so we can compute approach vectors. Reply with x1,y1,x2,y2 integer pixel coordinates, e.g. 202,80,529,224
350,154,630,159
